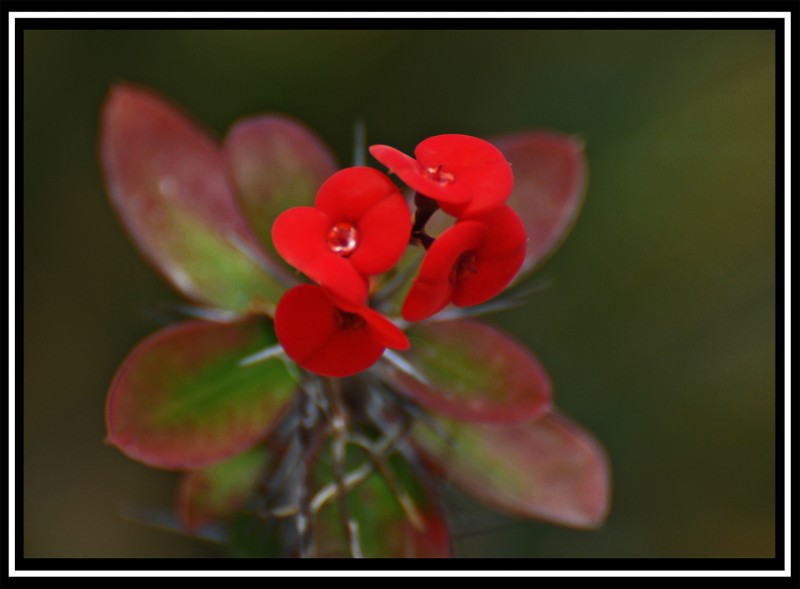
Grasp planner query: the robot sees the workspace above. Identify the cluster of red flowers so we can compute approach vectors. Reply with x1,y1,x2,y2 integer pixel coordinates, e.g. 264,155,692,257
272,135,527,378
99,86,609,557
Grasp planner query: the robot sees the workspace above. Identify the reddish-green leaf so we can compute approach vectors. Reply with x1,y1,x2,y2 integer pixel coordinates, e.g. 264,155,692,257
490,132,587,276
106,318,297,470
314,449,451,558
178,446,272,532
223,115,338,254
413,411,611,529
100,85,288,314
380,319,551,424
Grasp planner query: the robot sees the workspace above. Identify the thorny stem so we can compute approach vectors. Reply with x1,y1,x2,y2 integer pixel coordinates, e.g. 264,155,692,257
243,370,462,557
253,383,323,558
323,377,363,558
254,403,304,514
296,386,320,557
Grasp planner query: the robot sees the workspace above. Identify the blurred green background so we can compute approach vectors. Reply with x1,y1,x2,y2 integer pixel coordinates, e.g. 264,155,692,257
22,28,776,559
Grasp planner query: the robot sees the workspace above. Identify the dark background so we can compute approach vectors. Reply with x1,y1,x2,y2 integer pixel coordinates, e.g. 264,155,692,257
23,27,777,558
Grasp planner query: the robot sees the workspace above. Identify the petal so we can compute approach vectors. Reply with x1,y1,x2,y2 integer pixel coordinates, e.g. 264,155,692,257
412,411,611,529
223,115,337,253
401,222,488,322
177,446,272,532
415,134,514,216
274,285,383,378
302,328,386,379
305,255,369,309
100,84,287,313
313,167,412,276
490,132,587,276
451,205,527,307
370,144,472,205
369,144,421,177
271,206,330,268
272,207,368,306
348,193,412,275
415,134,510,173
106,317,297,470
381,319,551,423
361,307,410,351
314,448,451,558
314,166,402,222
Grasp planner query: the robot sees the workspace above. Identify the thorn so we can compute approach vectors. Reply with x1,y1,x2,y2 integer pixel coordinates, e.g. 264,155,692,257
353,117,367,166
238,344,285,367
269,504,301,518
170,304,240,323
309,463,373,513
348,519,364,558
382,349,430,385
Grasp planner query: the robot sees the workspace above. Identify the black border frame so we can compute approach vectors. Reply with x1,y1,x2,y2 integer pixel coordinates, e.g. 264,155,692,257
8,2,795,585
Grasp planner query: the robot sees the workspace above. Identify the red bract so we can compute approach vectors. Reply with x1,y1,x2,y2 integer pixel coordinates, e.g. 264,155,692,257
369,134,513,217
272,167,411,307
275,284,409,378
402,205,527,322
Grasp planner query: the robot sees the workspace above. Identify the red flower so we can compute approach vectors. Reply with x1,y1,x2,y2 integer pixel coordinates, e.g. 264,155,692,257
275,284,409,378
369,134,513,217
271,167,411,307
402,204,527,322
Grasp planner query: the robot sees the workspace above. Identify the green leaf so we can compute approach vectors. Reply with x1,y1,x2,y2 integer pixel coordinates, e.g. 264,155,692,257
106,317,297,469
178,445,273,532
412,411,611,529
381,319,552,423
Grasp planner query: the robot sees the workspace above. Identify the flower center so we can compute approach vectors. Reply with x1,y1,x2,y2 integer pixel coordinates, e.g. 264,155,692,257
424,164,455,186
450,250,479,285
334,308,366,330
327,222,359,256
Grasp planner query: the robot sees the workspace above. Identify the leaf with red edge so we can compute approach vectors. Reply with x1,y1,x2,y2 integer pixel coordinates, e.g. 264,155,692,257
178,445,272,532
100,85,288,314
223,115,338,253
106,317,297,470
380,319,551,424
412,411,611,529
314,449,451,558
490,132,587,276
